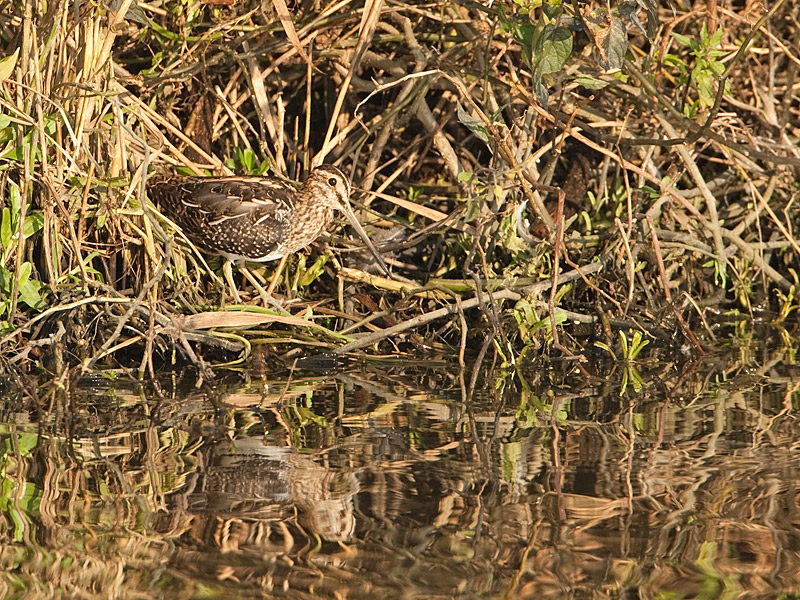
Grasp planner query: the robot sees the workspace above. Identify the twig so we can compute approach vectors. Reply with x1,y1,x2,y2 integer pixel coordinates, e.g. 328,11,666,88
334,263,603,354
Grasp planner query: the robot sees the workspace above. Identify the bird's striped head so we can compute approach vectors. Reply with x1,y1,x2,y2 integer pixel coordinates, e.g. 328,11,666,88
308,165,351,211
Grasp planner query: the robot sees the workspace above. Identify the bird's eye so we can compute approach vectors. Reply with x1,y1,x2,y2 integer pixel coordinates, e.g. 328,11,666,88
328,177,337,186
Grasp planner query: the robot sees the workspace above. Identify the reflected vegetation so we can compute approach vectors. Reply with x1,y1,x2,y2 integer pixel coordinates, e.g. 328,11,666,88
1,335,800,599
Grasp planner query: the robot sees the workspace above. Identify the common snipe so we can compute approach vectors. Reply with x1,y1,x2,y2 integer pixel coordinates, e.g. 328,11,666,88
147,165,389,302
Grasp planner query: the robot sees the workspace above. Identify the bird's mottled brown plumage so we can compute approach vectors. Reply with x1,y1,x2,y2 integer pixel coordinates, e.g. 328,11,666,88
147,165,354,264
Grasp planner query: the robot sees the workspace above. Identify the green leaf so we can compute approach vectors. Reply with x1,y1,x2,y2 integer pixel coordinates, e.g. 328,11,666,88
530,310,567,333
0,48,19,84
18,278,46,310
17,261,31,288
629,337,650,361
237,148,255,173
534,25,572,76
96,206,108,229
0,142,23,162
457,171,474,184
0,208,11,251
514,23,536,68
253,157,270,176
456,102,490,144
529,23,572,106
0,266,10,295
9,183,21,226
671,31,698,51
148,21,182,41
593,340,617,361
619,330,629,358
574,73,609,90
107,0,151,26
298,253,328,288
22,212,44,238
43,114,57,136
708,27,724,48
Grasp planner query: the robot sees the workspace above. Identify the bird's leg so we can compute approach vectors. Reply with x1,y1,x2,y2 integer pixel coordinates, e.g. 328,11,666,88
222,260,242,304
240,264,285,311
266,254,289,296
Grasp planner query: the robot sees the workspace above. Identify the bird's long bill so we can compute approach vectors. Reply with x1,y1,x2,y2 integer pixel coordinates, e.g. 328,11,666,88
339,202,391,277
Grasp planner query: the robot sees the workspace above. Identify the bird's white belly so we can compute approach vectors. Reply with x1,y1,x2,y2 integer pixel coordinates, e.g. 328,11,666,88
218,250,285,263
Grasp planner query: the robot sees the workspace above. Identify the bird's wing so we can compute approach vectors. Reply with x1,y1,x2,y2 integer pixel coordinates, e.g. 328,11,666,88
147,175,296,260
175,176,299,217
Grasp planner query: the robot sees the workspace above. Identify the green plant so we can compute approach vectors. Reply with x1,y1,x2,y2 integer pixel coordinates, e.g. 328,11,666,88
291,252,329,291
227,147,270,176
775,276,799,323
513,297,568,347
0,430,42,542
703,256,729,289
497,0,657,105
595,330,650,394
668,25,730,117
0,182,47,324
499,2,574,106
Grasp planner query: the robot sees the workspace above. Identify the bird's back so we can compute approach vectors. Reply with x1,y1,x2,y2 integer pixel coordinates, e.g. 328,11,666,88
147,175,300,262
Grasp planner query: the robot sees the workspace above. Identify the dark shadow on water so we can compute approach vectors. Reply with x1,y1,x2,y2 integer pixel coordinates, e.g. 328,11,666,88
1,339,800,599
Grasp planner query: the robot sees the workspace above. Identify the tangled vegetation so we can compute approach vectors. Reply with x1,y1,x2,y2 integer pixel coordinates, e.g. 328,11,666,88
0,0,798,374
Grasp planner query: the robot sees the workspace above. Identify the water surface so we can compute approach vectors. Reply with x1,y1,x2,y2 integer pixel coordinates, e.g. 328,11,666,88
1,343,799,599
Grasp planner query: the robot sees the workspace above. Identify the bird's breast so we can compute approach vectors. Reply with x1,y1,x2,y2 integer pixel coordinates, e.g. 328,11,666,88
282,204,334,254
